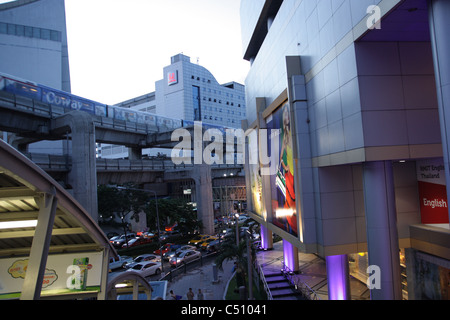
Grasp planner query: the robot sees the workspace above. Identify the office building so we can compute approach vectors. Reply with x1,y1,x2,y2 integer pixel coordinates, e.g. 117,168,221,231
0,0,70,154
241,0,450,300
100,53,246,159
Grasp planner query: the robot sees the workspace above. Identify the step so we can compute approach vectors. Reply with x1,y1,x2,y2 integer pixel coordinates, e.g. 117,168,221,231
272,289,304,299
265,275,287,283
273,294,305,300
271,287,298,296
268,282,293,290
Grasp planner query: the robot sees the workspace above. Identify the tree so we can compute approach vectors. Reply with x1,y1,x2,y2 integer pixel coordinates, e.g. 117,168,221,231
144,198,202,234
215,227,257,293
98,183,148,224
97,184,149,248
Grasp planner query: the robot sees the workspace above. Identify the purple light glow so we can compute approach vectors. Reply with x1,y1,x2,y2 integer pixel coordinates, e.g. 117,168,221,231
326,255,350,300
260,225,269,250
283,240,295,271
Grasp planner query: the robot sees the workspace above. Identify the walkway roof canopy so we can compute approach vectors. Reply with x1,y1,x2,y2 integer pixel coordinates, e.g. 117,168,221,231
0,138,116,260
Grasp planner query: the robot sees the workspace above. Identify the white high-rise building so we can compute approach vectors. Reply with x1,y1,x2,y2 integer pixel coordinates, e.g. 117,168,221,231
100,53,246,159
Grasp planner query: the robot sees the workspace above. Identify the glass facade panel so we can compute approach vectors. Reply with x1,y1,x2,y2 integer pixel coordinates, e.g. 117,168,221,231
192,85,201,121
0,21,61,42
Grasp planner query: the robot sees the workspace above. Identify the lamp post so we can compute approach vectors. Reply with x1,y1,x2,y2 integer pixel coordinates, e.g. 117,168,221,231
246,229,253,300
116,186,163,272
234,213,240,246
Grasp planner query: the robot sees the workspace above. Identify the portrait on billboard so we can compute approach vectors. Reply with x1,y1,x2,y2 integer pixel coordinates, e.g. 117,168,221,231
267,102,297,236
248,129,263,217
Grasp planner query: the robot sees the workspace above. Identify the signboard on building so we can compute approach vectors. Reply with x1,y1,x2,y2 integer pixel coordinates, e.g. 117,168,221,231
267,102,298,236
168,71,178,86
0,252,104,298
416,158,450,224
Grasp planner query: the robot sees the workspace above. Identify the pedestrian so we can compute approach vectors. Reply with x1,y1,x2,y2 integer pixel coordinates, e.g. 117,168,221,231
197,288,204,300
169,290,177,300
187,288,194,300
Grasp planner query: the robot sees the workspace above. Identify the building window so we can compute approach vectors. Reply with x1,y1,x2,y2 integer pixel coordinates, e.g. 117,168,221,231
0,22,61,42
192,85,202,121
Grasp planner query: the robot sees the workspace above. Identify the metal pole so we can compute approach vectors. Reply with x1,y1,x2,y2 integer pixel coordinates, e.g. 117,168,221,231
235,213,239,246
247,231,253,300
153,191,164,273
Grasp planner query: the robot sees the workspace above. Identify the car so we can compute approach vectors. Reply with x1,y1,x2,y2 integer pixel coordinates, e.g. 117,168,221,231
124,254,160,269
110,233,136,248
237,215,249,223
153,243,176,255
126,261,162,277
121,237,153,248
159,230,183,242
163,245,197,261
188,234,215,247
199,237,218,250
206,239,221,252
137,231,156,239
169,250,201,267
109,255,134,271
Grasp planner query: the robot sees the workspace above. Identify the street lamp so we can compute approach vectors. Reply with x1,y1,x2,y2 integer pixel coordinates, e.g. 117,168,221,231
116,186,163,272
245,229,253,300
234,213,240,246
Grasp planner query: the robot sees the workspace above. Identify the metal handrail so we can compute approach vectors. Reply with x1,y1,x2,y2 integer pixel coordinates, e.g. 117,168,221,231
256,262,273,300
281,262,321,300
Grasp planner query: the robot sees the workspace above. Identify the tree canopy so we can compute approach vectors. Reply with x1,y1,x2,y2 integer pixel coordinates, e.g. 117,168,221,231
97,183,201,232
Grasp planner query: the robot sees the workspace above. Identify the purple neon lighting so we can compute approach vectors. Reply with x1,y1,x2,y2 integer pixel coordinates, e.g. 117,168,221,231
283,240,295,271
326,255,350,300
260,225,269,249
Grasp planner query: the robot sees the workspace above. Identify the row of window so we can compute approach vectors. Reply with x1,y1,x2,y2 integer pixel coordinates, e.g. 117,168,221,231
203,115,238,124
203,96,243,107
202,105,245,116
0,21,62,42
191,75,245,100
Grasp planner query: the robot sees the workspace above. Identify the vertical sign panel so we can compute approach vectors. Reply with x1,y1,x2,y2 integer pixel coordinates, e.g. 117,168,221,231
416,158,449,224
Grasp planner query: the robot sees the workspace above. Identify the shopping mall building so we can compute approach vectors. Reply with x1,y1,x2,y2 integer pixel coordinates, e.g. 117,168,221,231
241,0,450,300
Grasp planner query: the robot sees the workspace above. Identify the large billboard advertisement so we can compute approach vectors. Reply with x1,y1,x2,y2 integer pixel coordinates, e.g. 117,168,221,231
0,252,104,298
267,102,297,236
416,158,450,224
248,129,263,217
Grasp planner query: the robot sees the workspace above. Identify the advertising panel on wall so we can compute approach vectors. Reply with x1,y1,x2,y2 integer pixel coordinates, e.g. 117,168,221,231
416,158,450,224
248,129,263,218
0,251,104,298
266,102,297,236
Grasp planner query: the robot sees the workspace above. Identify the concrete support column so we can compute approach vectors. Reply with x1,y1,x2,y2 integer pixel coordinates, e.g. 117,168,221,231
260,224,273,250
193,163,214,235
363,161,402,300
282,240,298,273
52,111,98,222
128,147,142,160
428,0,450,223
326,254,351,300
20,189,57,300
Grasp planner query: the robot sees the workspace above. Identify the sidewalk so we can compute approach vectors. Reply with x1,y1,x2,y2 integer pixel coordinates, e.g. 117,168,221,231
165,258,235,300
162,241,370,300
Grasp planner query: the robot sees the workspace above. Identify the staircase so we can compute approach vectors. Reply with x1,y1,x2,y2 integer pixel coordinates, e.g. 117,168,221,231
264,272,305,300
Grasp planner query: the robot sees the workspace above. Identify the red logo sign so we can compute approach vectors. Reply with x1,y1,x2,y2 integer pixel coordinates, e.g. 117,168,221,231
168,71,178,85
